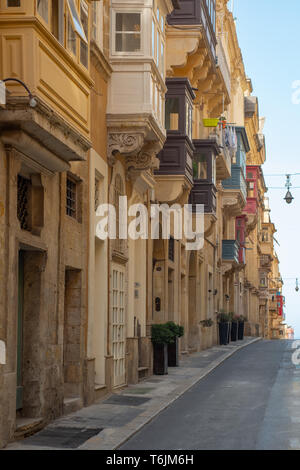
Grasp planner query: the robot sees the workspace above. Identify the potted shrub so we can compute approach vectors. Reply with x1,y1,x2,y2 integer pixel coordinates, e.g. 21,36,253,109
217,311,230,345
165,322,184,367
237,315,246,340
151,324,174,375
230,313,239,342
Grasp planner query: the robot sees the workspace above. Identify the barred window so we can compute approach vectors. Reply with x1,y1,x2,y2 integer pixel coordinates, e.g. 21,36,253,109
168,236,175,262
66,177,77,218
113,174,125,253
17,175,31,231
95,176,100,212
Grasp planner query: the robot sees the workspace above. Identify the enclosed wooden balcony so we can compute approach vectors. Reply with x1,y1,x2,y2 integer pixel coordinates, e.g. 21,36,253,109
0,0,93,172
222,240,239,264
222,127,249,216
189,139,218,214
155,78,195,202
202,124,231,181
167,0,216,61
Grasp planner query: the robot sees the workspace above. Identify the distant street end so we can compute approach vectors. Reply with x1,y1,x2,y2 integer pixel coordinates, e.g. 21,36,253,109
0,340,6,365
0,81,6,106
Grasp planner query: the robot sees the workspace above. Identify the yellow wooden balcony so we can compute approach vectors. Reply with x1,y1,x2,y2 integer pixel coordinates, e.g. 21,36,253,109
0,0,93,170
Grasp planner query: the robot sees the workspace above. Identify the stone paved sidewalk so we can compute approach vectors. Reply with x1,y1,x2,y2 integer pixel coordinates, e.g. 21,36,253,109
6,337,260,450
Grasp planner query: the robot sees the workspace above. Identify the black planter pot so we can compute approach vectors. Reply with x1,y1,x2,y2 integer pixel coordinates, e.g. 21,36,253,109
238,321,245,340
168,337,179,367
228,322,232,343
153,343,168,375
219,322,229,345
231,321,238,342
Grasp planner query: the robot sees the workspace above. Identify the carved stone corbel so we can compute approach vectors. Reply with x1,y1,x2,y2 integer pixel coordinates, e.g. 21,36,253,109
107,132,146,167
126,141,160,174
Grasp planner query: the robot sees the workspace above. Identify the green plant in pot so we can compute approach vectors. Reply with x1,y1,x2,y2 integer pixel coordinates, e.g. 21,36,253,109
165,322,184,368
217,311,230,345
236,315,247,340
151,324,174,375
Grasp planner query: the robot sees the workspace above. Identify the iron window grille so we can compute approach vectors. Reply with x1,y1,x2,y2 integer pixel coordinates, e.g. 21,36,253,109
17,175,31,231
168,236,175,262
66,177,77,218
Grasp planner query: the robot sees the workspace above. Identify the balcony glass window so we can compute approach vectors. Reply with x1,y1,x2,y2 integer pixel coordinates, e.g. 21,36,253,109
115,13,141,52
186,101,193,140
152,2,165,76
80,0,89,67
193,154,207,180
152,19,155,55
37,0,49,23
51,0,64,44
67,10,77,55
67,0,87,43
165,97,179,131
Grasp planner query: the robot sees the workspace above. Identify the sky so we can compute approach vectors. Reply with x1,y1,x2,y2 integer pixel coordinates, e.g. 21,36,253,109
234,0,300,338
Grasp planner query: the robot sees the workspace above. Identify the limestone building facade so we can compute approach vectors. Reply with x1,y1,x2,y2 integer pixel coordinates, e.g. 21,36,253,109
0,0,283,447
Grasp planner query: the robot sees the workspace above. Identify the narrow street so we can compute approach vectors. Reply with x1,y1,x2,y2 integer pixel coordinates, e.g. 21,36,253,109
121,340,300,450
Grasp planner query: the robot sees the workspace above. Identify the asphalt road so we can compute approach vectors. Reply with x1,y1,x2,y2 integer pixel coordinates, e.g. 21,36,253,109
121,340,300,450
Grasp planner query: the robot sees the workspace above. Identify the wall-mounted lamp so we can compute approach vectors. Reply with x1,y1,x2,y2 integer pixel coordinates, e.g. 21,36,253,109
1,77,37,108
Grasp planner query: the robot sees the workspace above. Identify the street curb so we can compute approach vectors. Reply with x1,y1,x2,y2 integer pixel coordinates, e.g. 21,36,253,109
114,337,262,450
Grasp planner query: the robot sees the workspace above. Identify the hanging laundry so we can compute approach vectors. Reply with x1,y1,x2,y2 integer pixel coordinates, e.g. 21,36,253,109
225,126,230,147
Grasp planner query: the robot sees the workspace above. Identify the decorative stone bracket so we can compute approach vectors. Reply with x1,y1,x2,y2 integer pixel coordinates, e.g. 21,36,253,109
108,132,162,193
108,133,160,170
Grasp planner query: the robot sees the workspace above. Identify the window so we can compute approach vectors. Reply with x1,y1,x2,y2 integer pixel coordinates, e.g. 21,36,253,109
95,175,100,212
168,237,175,262
66,177,77,219
186,101,193,140
152,2,165,76
80,0,89,67
113,174,125,253
115,13,141,52
51,0,64,44
67,0,87,43
35,0,89,66
17,175,31,231
67,9,77,55
165,97,179,131
193,154,207,180
92,0,103,50
7,0,21,6
260,277,267,287
37,0,49,23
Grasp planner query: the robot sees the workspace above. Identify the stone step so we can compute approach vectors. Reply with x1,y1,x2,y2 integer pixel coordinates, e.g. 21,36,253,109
94,384,108,401
138,366,149,381
14,417,44,440
63,397,82,415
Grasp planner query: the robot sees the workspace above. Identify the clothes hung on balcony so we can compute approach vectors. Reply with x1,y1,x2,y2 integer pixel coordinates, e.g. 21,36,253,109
224,126,237,151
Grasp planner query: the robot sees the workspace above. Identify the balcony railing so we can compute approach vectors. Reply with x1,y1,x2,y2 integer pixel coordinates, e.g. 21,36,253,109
204,126,232,174
222,240,239,263
216,40,231,96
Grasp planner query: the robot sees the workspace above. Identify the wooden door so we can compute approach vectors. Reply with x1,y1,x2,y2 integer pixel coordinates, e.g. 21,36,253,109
111,265,126,387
